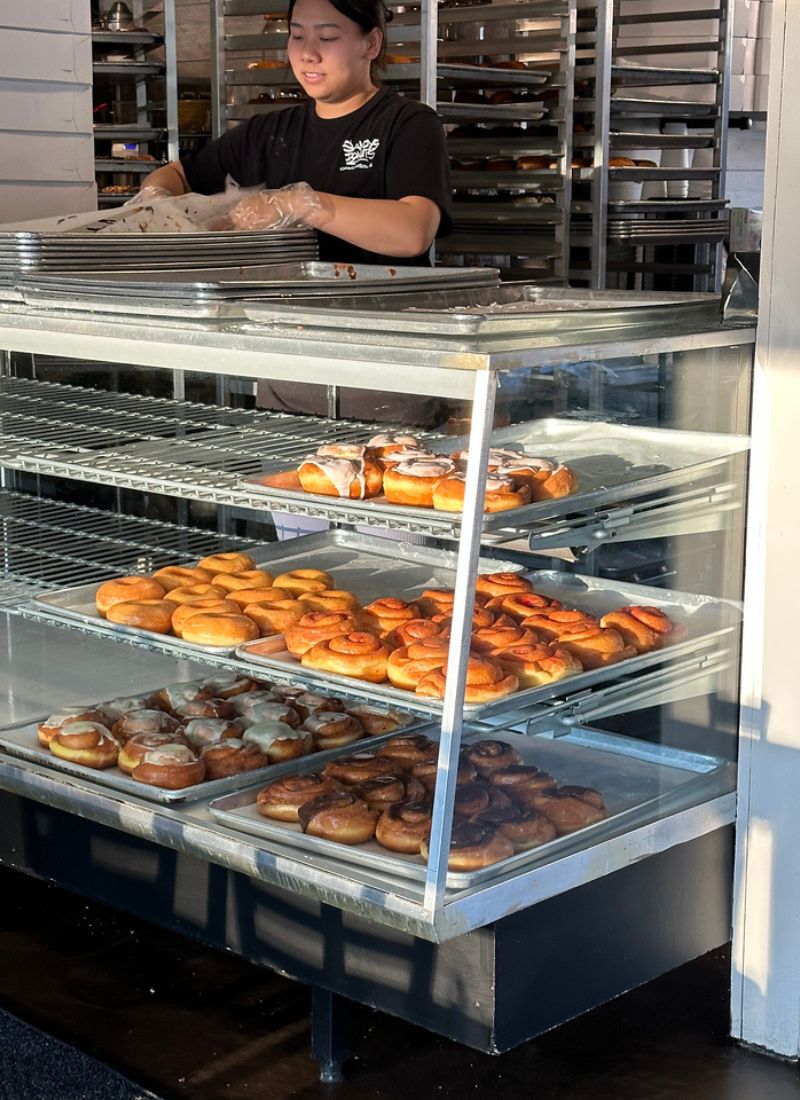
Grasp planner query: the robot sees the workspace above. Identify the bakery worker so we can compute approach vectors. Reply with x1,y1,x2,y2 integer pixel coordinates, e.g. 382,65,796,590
137,0,453,423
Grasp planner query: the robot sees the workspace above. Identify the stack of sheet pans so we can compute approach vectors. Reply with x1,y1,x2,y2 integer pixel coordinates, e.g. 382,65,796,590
0,228,319,285
15,262,500,319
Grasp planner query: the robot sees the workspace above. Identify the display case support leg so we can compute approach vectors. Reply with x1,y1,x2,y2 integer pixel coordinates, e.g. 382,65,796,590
311,986,350,1083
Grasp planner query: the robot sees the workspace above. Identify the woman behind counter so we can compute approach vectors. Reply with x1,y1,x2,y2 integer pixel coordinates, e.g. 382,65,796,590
138,0,453,422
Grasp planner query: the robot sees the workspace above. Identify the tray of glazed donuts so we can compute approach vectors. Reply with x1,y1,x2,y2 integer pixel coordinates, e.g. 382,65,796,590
0,672,423,805
235,566,740,720
245,434,579,518
30,536,521,656
208,727,729,888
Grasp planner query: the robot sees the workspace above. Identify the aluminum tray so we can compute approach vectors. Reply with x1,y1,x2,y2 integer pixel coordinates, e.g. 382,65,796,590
242,284,720,337
242,418,748,535
29,531,522,658
235,568,741,719
0,714,426,806
208,726,731,889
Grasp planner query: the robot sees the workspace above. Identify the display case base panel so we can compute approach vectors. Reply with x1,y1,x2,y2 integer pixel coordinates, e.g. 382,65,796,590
209,727,733,890
0,788,733,1052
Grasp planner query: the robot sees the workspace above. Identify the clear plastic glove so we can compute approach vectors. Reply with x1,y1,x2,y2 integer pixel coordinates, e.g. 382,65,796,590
228,182,334,231
122,184,174,208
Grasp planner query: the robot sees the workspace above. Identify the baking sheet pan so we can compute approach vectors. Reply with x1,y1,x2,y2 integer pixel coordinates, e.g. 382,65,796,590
0,713,428,806
208,725,732,888
234,568,741,719
242,417,749,535
29,531,522,657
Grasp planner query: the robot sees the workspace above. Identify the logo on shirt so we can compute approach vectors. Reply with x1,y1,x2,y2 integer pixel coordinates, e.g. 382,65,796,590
340,138,380,171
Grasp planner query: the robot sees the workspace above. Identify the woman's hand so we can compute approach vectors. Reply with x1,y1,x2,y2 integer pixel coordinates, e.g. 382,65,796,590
229,182,334,231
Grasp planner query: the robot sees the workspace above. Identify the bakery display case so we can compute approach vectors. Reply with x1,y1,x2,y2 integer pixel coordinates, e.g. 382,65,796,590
0,285,753,1068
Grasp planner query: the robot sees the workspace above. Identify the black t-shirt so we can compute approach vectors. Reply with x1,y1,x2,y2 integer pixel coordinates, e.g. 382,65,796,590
182,89,453,266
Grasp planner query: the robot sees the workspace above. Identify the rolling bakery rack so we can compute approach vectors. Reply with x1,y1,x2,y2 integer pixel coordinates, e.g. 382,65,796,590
0,277,754,1072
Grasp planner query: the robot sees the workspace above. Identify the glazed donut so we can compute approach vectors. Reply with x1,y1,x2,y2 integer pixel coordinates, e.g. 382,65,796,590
272,569,334,597
244,599,305,635
290,691,346,720
150,565,213,591
227,586,292,610
495,459,578,502
302,711,364,751
527,787,607,834
227,688,282,715
301,631,390,684
284,610,357,657
180,611,260,647
297,589,360,614
599,606,688,653
105,599,174,634
450,448,530,471
343,704,411,736
315,443,371,461
474,572,533,600
421,822,514,871
197,673,258,699
359,597,422,638
171,598,241,637
366,433,421,459
298,791,379,845
485,591,562,621
520,607,599,641
174,697,234,721
152,681,212,713
182,718,244,749
432,472,531,514
96,695,149,723
131,744,205,789
488,765,558,808
112,709,182,745
96,575,166,618
555,625,637,670
382,457,456,507
242,721,313,761
377,446,438,471
118,731,189,774
384,618,443,650
415,656,519,704
49,721,119,769
410,755,478,792
323,751,398,786
200,738,268,779
431,605,495,634
462,740,523,778
386,636,451,691
375,800,434,854
256,773,341,821
37,707,111,747
298,453,383,499
351,774,426,811
241,700,301,728
416,588,457,618
210,569,274,593
453,782,491,819
376,734,439,770
472,806,557,850
470,614,535,655
197,551,256,575
495,642,583,687
164,583,227,606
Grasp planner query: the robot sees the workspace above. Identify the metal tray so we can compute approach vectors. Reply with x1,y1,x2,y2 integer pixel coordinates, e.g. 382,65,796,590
242,417,749,536
235,568,741,719
0,712,427,806
208,726,732,888
242,284,720,337
29,531,522,657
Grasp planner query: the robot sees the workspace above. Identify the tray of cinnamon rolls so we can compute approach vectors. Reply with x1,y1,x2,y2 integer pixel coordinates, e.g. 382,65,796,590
0,672,423,805
208,726,728,888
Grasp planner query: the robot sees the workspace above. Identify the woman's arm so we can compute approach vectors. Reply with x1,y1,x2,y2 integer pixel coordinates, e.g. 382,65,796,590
139,161,190,197
311,193,441,258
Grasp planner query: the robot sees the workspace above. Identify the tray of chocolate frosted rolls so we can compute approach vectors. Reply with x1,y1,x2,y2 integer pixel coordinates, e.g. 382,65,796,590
0,671,422,805
208,727,730,888
235,563,741,720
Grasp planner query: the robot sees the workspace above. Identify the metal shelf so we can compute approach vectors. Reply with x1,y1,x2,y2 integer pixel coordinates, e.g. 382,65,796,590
94,125,167,141
93,61,165,76
94,158,166,173
92,30,163,47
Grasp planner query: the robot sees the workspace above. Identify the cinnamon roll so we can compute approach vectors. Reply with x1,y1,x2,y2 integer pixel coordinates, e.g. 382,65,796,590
375,800,433,853
256,773,340,821
298,790,378,844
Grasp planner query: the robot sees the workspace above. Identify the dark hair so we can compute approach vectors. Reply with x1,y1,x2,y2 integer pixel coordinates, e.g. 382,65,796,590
287,0,393,71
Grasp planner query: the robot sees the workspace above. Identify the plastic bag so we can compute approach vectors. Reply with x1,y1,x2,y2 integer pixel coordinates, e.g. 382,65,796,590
228,182,333,231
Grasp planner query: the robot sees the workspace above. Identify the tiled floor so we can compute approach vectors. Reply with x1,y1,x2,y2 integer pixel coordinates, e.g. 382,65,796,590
0,866,798,1100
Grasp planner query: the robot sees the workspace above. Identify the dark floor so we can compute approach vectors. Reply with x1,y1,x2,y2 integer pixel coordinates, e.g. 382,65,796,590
0,866,798,1100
